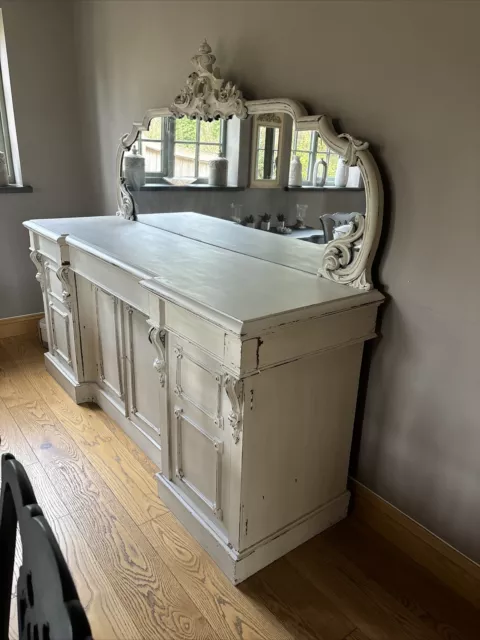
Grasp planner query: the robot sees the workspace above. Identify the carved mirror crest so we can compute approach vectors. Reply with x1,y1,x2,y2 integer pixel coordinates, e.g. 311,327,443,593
116,40,383,291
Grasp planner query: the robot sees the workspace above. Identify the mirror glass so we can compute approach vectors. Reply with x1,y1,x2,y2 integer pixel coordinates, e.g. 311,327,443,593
255,125,279,180
123,112,366,249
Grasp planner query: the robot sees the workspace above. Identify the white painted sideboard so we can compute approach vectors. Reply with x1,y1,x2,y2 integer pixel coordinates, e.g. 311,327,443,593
24,214,383,583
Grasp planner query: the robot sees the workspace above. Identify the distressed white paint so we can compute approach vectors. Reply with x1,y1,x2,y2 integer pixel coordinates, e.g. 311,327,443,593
24,215,383,583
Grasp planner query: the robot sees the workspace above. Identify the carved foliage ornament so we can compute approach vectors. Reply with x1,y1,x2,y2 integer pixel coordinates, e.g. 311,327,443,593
29,251,44,291
170,40,248,121
319,214,366,288
148,324,167,387
338,133,369,167
56,266,72,311
224,375,243,444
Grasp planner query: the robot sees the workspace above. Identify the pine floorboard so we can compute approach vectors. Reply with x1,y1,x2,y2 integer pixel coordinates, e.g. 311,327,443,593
1,335,479,640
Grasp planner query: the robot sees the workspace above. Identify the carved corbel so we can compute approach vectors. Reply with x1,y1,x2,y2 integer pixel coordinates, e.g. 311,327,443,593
224,375,243,444
56,266,72,311
116,176,136,221
29,251,44,291
148,323,167,387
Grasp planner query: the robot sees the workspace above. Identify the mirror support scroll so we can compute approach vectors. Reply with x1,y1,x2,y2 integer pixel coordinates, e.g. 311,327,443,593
115,41,384,291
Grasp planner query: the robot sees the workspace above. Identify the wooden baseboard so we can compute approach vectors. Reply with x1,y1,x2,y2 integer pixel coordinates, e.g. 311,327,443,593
0,312,44,339
349,478,480,609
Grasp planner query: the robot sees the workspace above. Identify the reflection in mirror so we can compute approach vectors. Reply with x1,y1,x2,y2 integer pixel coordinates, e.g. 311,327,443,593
124,112,366,253
255,125,279,180
291,128,339,186
124,117,227,188
250,113,285,188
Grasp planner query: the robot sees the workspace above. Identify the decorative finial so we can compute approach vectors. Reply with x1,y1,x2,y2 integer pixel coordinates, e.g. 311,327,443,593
170,41,247,121
191,39,216,74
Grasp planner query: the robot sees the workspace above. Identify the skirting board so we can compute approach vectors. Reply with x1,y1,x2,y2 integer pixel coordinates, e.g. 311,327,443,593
0,312,44,339
349,478,480,609
157,471,350,585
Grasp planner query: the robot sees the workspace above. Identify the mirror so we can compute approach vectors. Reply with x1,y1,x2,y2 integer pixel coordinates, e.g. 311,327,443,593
250,113,286,187
116,41,383,290
122,112,365,248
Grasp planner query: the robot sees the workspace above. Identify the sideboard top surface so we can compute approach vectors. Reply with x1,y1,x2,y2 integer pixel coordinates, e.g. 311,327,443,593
136,212,324,276
25,216,382,330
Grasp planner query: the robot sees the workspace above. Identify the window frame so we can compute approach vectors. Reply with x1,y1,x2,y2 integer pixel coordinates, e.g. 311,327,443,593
291,130,337,187
138,117,227,184
0,53,14,182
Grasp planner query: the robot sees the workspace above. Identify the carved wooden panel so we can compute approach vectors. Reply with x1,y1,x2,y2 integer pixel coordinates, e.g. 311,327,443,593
125,306,163,436
174,408,223,520
48,302,72,367
94,286,124,402
173,344,223,427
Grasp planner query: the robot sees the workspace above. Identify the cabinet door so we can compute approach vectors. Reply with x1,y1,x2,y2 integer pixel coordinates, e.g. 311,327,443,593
124,306,165,439
167,335,242,542
48,301,72,369
94,285,125,411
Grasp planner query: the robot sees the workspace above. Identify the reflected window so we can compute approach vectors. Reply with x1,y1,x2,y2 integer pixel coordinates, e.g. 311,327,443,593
291,129,339,186
255,125,279,180
135,117,227,183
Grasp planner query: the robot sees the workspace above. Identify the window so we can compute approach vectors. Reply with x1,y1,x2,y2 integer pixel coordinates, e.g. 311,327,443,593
291,129,340,186
0,64,13,182
255,124,280,181
0,8,19,185
136,117,227,184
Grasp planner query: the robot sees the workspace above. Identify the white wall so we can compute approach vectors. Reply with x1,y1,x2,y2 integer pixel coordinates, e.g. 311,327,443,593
72,0,480,562
0,2,91,318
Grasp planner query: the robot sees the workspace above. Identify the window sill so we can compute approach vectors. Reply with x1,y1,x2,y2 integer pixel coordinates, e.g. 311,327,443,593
140,184,245,192
0,184,33,194
284,186,364,192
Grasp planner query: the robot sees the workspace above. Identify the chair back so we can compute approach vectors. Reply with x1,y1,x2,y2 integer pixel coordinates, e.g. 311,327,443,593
319,212,361,242
0,453,92,640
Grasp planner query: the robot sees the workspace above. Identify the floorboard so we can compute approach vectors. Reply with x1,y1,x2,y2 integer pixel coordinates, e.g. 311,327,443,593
1,335,479,640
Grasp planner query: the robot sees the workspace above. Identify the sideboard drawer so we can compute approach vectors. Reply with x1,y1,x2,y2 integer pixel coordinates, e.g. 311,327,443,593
69,246,150,315
165,303,226,361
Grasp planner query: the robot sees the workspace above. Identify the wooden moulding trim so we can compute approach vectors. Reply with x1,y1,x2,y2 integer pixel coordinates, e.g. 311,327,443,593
349,478,480,609
0,312,44,339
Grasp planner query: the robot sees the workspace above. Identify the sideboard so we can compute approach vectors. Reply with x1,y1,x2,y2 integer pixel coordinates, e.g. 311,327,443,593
24,214,383,583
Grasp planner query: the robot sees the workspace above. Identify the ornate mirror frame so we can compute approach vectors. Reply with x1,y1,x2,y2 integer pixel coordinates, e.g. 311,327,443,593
116,41,384,291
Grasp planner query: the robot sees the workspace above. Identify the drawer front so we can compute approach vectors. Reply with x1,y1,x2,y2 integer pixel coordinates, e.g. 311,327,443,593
165,303,226,361
35,234,64,265
70,246,150,315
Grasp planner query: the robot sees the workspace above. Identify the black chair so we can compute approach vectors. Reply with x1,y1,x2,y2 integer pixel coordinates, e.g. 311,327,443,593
0,453,92,640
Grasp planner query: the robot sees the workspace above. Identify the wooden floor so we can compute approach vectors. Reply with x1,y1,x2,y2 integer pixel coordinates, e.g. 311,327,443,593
1,335,479,640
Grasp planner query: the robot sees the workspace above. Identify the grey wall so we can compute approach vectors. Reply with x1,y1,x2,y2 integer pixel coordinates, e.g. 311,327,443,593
0,2,91,318
73,0,480,562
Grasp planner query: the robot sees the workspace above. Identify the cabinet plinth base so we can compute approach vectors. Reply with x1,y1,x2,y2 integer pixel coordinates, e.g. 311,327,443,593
44,352,93,403
44,355,163,471
156,472,350,584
